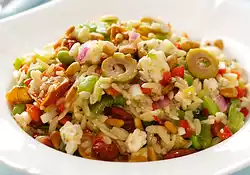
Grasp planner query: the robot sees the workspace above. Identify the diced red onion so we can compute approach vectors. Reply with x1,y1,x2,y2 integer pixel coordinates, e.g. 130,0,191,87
76,46,89,63
215,95,228,112
155,96,170,109
129,30,140,41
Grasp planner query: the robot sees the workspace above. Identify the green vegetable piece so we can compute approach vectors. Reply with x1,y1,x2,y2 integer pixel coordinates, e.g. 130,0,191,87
202,96,219,115
184,73,194,86
38,124,49,130
198,124,212,149
90,95,114,114
12,104,25,115
57,50,75,65
78,75,99,93
156,33,167,40
113,95,126,106
143,121,158,127
18,81,25,87
96,23,108,36
198,89,206,99
148,53,157,60
177,110,185,119
27,65,46,77
228,103,244,133
191,136,201,150
85,23,97,32
231,99,240,107
100,15,118,24
13,58,25,70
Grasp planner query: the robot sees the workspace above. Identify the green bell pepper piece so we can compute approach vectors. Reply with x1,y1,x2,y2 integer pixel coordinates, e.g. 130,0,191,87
113,95,126,106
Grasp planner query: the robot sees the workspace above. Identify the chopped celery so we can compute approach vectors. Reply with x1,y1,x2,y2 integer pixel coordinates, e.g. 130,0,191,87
113,95,126,106
202,96,219,115
90,77,112,104
78,75,99,93
12,104,25,115
57,50,75,65
228,103,244,133
191,136,201,150
90,95,114,114
184,73,194,86
13,57,25,70
198,124,212,149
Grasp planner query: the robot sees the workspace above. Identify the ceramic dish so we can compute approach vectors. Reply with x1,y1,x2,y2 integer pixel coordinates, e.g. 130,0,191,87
1,0,250,174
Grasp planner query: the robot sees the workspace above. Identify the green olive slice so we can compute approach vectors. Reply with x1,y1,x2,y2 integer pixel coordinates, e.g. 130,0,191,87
101,53,137,82
186,49,219,79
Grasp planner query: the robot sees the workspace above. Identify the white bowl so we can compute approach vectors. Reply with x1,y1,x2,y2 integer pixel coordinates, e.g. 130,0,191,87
1,0,250,174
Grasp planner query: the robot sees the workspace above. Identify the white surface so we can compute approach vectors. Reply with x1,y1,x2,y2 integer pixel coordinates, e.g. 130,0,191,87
1,0,250,175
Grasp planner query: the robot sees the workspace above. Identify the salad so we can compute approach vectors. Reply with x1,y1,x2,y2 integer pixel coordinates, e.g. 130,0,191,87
6,15,250,162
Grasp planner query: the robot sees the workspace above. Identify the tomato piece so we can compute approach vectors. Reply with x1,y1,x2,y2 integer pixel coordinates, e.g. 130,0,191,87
57,103,65,113
105,87,120,96
240,107,249,117
218,68,226,75
175,43,181,50
217,125,233,140
231,70,241,79
26,104,42,122
68,40,76,49
92,140,119,161
141,87,152,95
20,64,29,74
36,136,53,148
152,103,159,111
164,148,196,159
236,87,247,98
171,66,184,78
153,116,164,125
24,78,32,86
160,71,172,86
179,120,193,138
59,115,71,125
40,81,71,107
55,65,65,72
202,108,209,117
111,107,132,120
211,122,225,137
95,67,102,74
